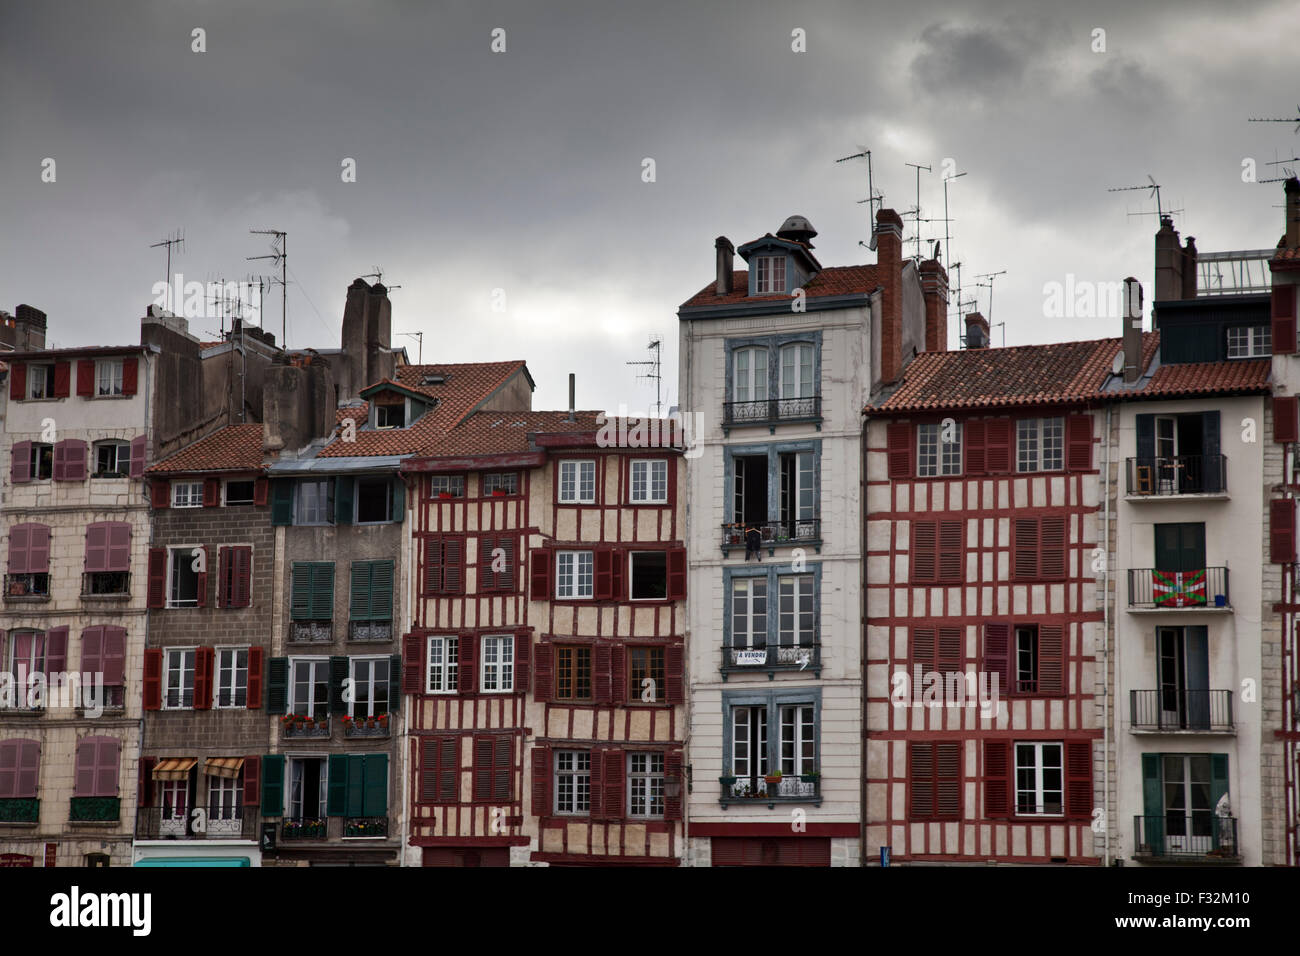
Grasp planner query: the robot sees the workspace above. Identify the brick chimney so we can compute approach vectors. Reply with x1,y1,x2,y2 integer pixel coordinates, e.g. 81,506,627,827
918,259,949,352
715,237,735,296
1122,277,1143,383
1286,177,1300,251
875,207,905,383
964,312,989,349
1154,216,1198,300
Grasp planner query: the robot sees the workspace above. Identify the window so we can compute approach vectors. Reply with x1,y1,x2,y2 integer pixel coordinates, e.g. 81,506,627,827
779,343,814,399
27,365,53,400
733,347,768,403
628,647,665,703
983,623,1063,697
289,659,329,719
356,478,393,523
1014,742,1064,816
375,400,405,428
472,736,512,802
630,459,668,504
93,441,129,477
779,704,816,776
96,360,124,397
0,739,39,799
1017,417,1065,472
627,752,664,817
426,635,459,694
480,636,515,693
350,657,391,717
483,472,518,495
29,443,53,481
213,648,248,708
909,741,960,818
1015,626,1038,694
554,750,591,815
629,551,667,600
7,522,51,597
429,475,465,498
730,577,767,652
79,627,126,708
163,648,195,709
224,480,255,505
217,546,252,608
290,562,334,621
558,460,596,504
208,775,240,828
724,691,820,800
731,706,768,780
778,451,816,527
777,575,815,649
423,537,464,594
287,756,327,820
556,551,594,599
755,255,786,294
295,479,333,525
1226,325,1270,358
917,422,962,477
72,737,119,798
555,646,592,701
172,481,203,508
168,547,201,607
5,631,46,694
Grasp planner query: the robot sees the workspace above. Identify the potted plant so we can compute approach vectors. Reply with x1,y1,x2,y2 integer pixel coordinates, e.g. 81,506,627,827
491,489,507,497
378,713,390,728
438,491,454,499
800,770,820,784
365,715,376,729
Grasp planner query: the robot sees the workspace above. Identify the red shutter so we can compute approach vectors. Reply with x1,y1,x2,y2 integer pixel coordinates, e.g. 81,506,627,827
1271,499,1296,563
216,547,232,607
1272,285,1296,355
147,548,167,608
910,521,937,583
420,738,440,802
84,523,109,572
29,524,50,573
937,626,962,672
1276,397,1299,444
1039,516,1067,579
594,548,613,600
403,633,424,694
150,481,169,509
983,624,1010,696
1038,625,1065,695
938,520,963,582
74,739,96,796
52,360,70,398
458,633,478,694
193,646,214,710
612,646,627,704
253,477,269,506
911,626,936,671
610,546,626,600
594,642,613,703
531,744,551,818
602,747,624,820
129,435,146,478
233,547,252,607
246,647,263,709
530,549,552,601
242,755,261,808
424,538,443,594
984,740,1011,818
45,627,68,677
100,628,125,687
533,643,553,701
143,649,163,710
7,524,30,574
9,362,25,400
138,757,156,807
514,632,530,693
195,546,208,608
498,536,516,591
122,357,139,395
203,478,220,507
665,645,684,703
51,440,66,481
909,742,933,816
985,419,1012,473
94,739,119,797
443,537,464,594
76,360,95,396
493,735,512,801
588,749,604,818
666,547,687,600
937,741,961,818
1013,518,1039,580
473,736,493,802
886,423,913,479
964,420,986,474
1066,414,1092,471
1065,741,1092,820
55,439,87,480
15,740,39,799
10,440,30,484
664,751,684,820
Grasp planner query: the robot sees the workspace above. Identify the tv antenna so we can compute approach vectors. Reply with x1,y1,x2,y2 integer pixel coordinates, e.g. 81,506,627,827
627,334,664,418
397,331,423,364
1248,105,1300,134
1108,175,1166,219
1257,156,1300,184
836,148,883,250
975,270,1007,326
904,161,932,260
941,170,967,269
247,229,287,347
361,268,402,293
149,229,185,308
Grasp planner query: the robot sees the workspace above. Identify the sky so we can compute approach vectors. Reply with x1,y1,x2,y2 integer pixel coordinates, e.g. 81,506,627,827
1,0,1297,414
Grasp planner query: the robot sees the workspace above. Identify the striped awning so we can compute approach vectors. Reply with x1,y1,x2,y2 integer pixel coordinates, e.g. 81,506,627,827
204,757,244,780
152,758,197,781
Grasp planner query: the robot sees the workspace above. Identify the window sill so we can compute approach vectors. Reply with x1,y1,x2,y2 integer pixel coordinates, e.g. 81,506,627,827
82,593,131,602
3,594,51,604
76,706,125,718
0,819,39,828
719,795,823,810
0,708,46,719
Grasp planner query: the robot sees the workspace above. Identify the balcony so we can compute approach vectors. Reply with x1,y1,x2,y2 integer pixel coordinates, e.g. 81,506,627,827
722,396,822,435
720,519,821,557
281,817,327,841
721,643,821,680
1133,814,1241,864
1126,456,1228,499
281,715,331,738
0,798,39,823
3,573,49,602
343,715,392,738
349,620,392,643
343,816,388,838
1127,568,1230,611
1130,690,1234,733
82,571,131,599
290,621,333,644
719,774,822,809
69,796,120,823
135,805,259,841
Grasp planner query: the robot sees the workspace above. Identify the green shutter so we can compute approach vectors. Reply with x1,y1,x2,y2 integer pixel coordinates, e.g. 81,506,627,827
311,563,335,620
369,561,393,621
328,656,349,715
261,755,285,815
390,479,405,521
326,754,349,816
335,476,355,525
350,562,373,620
1209,754,1229,807
271,479,294,526
1141,753,1163,855
388,654,402,706
267,657,289,713
290,564,312,621
344,754,365,817
362,753,388,817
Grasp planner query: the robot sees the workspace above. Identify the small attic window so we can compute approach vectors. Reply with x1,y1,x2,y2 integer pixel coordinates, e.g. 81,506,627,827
376,402,406,429
755,255,786,294
421,373,447,385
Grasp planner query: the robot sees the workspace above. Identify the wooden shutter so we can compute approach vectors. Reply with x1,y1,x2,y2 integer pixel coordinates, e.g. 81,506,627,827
149,480,169,509
311,563,334,619
361,754,388,817
909,742,933,816
665,645,684,704
911,626,936,671
10,440,30,484
84,523,109,572
122,357,139,395
1013,518,1039,580
1039,516,1067,579
146,548,166,608
403,633,425,694
193,646,214,710
937,741,960,818
326,754,349,816
52,360,70,398
442,537,464,594
423,538,442,594
45,627,68,677
76,360,95,396
985,419,1012,473
1037,625,1065,695
612,646,627,704
246,647,263,709
290,563,311,619
1276,397,1299,444
1066,414,1092,471
458,634,478,694
81,626,104,676
530,548,552,600
328,656,348,715
588,749,604,818
1272,284,1296,355
421,737,458,803
267,657,289,713
232,547,252,607
194,545,209,608
886,422,913,478
984,740,1011,818
665,751,684,820
1065,741,1092,820
910,521,937,583
7,523,30,573
473,736,493,802
58,439,87,480
514,632,530,694
202,477,220,507
602,748,624,820
74,739,97,796
531,745,551,817
129,435,146,478
253,476,269,506
51,440,66,481
937,626,962,671
137,756,155,808
28,523,50,573
594,642,613,703
610,547,626,601
270,479,293,525
594,548,614,600
242,755,261,810
334,476,355,525
261,755,285,816
142,648,162,710
964,420,986,474
666,547,687,600
533,642,553,701
1271,499,1296,563
493,735,512,801
9,363,25,400
93,737,119,797
106,523,130,572
983,624,1010,696
97,627,125,687
938,520,963,581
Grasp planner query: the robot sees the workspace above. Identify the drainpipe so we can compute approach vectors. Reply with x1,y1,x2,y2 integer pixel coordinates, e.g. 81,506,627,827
1102,405,1112,866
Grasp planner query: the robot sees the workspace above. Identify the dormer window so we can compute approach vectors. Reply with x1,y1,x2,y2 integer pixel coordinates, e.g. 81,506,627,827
755,255,786,294
376,400,406,429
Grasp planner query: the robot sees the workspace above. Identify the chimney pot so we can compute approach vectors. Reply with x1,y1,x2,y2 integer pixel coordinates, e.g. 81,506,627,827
1122,277,1143,383
715,237,735,296
1286,177,1300,251
964,312,990,349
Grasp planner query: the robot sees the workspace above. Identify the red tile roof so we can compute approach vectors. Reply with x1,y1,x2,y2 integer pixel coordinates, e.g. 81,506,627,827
1139,358,1271,397
680,264,882,309
147,423,266,474
422,410,607,457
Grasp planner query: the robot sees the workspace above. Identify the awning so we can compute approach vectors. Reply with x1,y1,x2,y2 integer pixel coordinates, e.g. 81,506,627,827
136,857,251,868
152,758,197,781
204,757,244,780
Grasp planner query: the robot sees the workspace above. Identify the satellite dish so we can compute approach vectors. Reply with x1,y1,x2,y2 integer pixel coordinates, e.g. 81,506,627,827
1112,352,1124,375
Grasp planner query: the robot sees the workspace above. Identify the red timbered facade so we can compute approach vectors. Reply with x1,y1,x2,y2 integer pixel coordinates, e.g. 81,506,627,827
403,412,687,866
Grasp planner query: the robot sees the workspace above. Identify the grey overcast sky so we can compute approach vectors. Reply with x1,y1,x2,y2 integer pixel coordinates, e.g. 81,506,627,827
1,0,1296,412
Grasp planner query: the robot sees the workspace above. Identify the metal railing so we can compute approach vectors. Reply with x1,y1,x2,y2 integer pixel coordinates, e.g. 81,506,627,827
290,621,333,643
69,797,120,823
723,643,820,674
1130,689,1234,731
720,519,821,553
281,715,331,738
3,574,49,599
1126,456,1227,496
1134,814,1240,861
343,817,388,837
0,798,39,823
343,715,392,738
135,804,259,840
82,572,131,597
349,621,392,643
1127,567,1229,609
722,396,822,427
281,817,328,840
719,775,821,803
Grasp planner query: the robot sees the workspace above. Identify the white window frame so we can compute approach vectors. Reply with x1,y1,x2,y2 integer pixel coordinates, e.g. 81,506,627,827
482,472,518,495
159,778,189,827
213,647,249,708
374,400,407,429
628,550,668,601
731,705,768,778
429,475,465,498
480,635,515,693
626,751,665,818
755,255,786,294
555,550,594,599
1014,741,1064,817
171,480,203,508
553,750,591,816
27,364,52,400
96,359,124,397
733,347,768,403
779,704,817,776
288,657,329,719
166,545,202,608
558,459,596,504
162,647,195,710
29,443,53,481
92,440,130,477
779,343,815,399
629,459,668,504
1226,325,1270,359
1014,626,1038,694
1016,417,1064,473
917,422,962,477
730,577,767,651
208,774,241,825
777,574,816,647
295,479,333,525
426,635,459,694
349,656,391,717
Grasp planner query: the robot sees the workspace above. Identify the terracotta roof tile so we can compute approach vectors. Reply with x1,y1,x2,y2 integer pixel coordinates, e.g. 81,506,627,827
147,424,266,474
1139,359,1271,397
680,264,881,309
423,410,607,457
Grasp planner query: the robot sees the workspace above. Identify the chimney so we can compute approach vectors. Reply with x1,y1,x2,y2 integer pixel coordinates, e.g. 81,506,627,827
1154,216,1188,301
918,259,949,352
1181,235,1198,299
566,372,576,423
875,207,905,383
13,304,47,350
1286,177,1300,251
964,312,989,349
715,237,735,296
1122,277,1143,383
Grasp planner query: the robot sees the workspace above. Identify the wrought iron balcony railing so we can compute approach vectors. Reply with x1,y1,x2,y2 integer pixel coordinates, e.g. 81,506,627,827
720,519,821,555
290,621,333,644
719,774,822,808
349,620,393,643
135,804,259,840
281,715,331,738
343,715,392,738
721,642,820,679
1126,455,1227,496
281,817,327,840
344,816,388,838
722,396,822,432
0,798,39,823
83,571,131,597
4,573,50,600
69,796,120,823
1127,567,1229,609
1133,814,1240,862
1130,689,1234,732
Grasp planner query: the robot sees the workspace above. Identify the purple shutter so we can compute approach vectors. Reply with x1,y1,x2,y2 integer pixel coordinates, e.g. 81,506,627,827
106,523,131,572
16,741,38,799
45,626,68,678
0,741,16,798
28,525,50,574
8,524,30,574
84,523,109,572
94,737,120,797
65,440,88,480
74,739,97,796
129,435,147,478
52,440,66,481
101,627,126,687
11,440,31,484
81,626,105,674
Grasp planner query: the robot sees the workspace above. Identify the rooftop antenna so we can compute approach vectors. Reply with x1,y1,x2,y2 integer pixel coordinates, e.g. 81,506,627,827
149,229,185,310
627,334,664,418
942,170,967,269
975,269,1007,326
948,261,963,349
1248,105,1300,134
397,331,423,364
836,148,883,250
1108,175,1165,219
360,268,402,293
904,161,932,260
247,229,286,347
